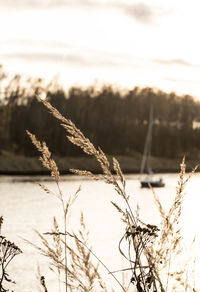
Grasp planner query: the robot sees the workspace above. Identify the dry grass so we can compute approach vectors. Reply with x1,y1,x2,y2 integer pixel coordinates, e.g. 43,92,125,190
27,128,113,291
34,96,163,291
25,95,199,291
0,217,22,292
151,158,198,291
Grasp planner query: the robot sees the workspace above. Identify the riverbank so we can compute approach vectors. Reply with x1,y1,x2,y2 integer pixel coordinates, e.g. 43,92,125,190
0,151,198,175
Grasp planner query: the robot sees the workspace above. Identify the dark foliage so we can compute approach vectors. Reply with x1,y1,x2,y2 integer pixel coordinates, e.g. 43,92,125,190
1,72,200,160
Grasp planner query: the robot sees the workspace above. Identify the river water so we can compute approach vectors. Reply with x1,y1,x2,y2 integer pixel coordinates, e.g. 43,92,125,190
0,172,200,291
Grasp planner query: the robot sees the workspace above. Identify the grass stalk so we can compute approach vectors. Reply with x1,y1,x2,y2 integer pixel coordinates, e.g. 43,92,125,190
25,95,199,291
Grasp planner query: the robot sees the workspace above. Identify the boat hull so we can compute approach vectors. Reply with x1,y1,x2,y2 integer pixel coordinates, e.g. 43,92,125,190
141,180,165,188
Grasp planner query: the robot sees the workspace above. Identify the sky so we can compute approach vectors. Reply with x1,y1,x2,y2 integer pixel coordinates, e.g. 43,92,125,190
1,0,200,98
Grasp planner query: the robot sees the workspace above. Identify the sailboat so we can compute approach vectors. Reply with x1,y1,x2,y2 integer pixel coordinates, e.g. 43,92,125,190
140,106,165,188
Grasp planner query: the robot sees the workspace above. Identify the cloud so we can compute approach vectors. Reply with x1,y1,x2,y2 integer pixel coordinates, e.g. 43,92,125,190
121,3,156,24
153,58,197,67
0,39,70,50
0,39,140,69
0,0,98,10
0,0,167,25
164,77,200,84
114,2,166,24
1,51,128,68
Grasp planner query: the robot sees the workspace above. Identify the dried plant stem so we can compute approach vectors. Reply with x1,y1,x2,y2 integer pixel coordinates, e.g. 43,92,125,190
40,276,48,292
36,97,165,291
0,230,22,291
28,97,199,291
56,182,68,292
67,232,126,292
64,215,67,292
46,231,126,292
165,247,172,292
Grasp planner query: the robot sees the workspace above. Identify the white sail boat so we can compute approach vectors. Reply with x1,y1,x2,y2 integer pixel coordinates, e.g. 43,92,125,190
140,106,165,188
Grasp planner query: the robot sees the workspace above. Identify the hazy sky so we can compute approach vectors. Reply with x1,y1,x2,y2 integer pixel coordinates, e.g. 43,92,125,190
1,0,200,97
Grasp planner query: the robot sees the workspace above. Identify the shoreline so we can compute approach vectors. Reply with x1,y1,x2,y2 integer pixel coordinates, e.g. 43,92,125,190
0,153,198,176
0,168,196,176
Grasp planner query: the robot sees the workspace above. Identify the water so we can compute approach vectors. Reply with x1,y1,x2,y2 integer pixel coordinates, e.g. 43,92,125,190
0,173,200,291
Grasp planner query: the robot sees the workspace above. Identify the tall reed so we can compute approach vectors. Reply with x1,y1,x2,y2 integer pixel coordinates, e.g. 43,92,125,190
26,131,113,291
26,95,198,291
36,96,164,291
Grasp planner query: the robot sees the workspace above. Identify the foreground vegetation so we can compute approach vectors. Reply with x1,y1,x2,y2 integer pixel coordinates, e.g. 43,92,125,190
0,95,199,291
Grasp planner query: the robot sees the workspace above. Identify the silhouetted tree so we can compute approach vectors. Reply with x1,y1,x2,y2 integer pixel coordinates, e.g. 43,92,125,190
1,71,200,160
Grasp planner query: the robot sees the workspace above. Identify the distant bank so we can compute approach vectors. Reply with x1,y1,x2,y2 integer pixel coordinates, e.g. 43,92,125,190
0,152,198,175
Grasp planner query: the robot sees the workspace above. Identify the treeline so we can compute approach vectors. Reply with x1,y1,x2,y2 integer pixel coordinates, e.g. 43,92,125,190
1,73,200,160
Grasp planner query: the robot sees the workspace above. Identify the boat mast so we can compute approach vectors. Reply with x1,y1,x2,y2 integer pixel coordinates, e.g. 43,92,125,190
140,106,153,175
